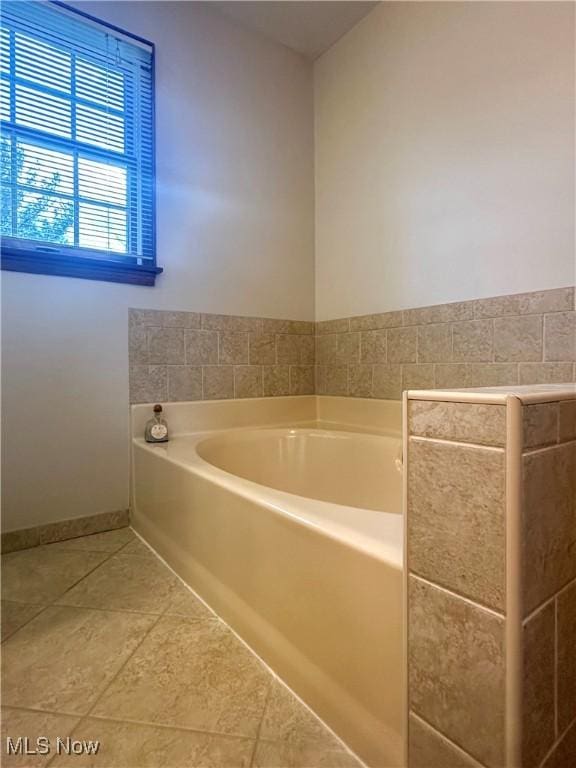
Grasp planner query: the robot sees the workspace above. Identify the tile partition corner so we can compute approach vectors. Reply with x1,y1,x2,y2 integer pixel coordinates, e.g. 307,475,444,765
404,386,576,768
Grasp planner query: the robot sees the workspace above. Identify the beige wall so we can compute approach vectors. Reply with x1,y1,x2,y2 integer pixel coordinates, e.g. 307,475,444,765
1,1,314,531
314,1,575,320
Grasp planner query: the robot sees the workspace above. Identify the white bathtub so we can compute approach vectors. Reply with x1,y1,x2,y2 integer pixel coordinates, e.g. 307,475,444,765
131,398,404,767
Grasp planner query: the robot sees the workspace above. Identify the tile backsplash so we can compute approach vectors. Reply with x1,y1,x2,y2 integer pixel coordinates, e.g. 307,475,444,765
129,286,575,403
316,286,575,398
128,309,315,403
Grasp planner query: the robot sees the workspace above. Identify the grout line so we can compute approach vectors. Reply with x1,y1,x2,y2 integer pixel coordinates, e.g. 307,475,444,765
408,572,506,620
408,434,505,452
522,574,576,626
248,676,274,768
537,713,576,768
409,711,485,768
554,596,559,739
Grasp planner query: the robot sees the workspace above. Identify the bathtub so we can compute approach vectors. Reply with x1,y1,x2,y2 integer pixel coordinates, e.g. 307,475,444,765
131,397,404,767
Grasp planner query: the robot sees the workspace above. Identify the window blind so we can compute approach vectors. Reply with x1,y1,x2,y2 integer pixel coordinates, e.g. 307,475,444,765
0,0,157,281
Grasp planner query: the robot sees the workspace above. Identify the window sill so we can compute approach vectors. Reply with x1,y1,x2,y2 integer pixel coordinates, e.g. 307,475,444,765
1,246,163,286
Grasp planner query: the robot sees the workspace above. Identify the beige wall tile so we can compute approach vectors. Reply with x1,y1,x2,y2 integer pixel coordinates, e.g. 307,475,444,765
519,362,574,385
522,443,576,613
261,319,314,335
409,401,506,447
167,366,202,402
408,438,505,610
387,327,417,363
349,310,403,332
494,315,543,362
334,333,360,364
316,318,350,334
129,326,148,364
263,366,290,397
219,332,249,365
452,320,494,362
559,400,576,442
523,601,555,767
201,314,262,333
373,364,402,399
276,335,315,365
417,324,452,363
185,330,218,365
289,365,315,396
360,330,387,363
403,301,474,326
202,366,234,400
234,366,263,399
316,334,338,364
523,403,559,450
541,720,576,768
402,364,435,391
473,288,574,319
129,365,168,404
557,580,576,733
348,364,373,397
434,364,469,389
148,328,185,365
408,576,505,767
545,312,576,361
466,363,519,387
315,365,348,396
249,333,276,365
130,308,201,329
409,714,482,768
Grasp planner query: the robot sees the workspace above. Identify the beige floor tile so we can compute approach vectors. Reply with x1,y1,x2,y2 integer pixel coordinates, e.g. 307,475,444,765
1,707,79,768
92,617,270,738
1,549,109,604
50,717,254,768
41,529,135,553
1,606,155,714
259,680,341,749
1,601,45,641
119,538,157,558
55,555,181,614
253,740,362,768
163,584,217,621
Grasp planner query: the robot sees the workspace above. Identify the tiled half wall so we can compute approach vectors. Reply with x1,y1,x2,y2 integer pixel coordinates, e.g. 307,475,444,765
128,286,575,403
405,389,576,768
317,286,575,398
128,309,315,403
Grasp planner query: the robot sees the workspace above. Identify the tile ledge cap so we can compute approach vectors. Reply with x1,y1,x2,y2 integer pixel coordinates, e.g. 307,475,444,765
406,383,576,405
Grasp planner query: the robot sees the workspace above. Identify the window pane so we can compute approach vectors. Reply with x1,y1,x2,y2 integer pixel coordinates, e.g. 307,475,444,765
1,136,12,235
78,156,127,206
76,58,124,112
15,84,71,138
1,28,9,75
79,202,126,252
15,33,71,93
17,190,74,244
0,78,10,121
17,141,74,196
76,103,124,152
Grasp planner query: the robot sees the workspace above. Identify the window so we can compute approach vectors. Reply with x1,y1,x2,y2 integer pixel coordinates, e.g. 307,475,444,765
0,0,160,285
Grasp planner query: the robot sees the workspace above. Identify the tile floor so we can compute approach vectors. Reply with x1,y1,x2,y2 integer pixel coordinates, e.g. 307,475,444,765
1,528,362,768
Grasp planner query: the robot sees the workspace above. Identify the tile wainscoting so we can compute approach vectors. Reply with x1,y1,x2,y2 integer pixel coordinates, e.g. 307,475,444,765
316,286,575,398
128,309,315,403
129,287,575,404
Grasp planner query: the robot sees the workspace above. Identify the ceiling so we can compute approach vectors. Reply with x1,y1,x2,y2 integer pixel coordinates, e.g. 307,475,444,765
210,1,379,60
